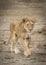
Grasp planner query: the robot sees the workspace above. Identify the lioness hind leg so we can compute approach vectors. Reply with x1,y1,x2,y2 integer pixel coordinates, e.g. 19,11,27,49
20,39,31,56
10,33,20,54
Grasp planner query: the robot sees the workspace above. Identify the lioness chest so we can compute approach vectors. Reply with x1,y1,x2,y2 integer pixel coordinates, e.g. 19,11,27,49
15,23,26,38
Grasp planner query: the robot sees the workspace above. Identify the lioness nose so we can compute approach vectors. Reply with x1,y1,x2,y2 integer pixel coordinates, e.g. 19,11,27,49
29,29,32,32
29,29,32,30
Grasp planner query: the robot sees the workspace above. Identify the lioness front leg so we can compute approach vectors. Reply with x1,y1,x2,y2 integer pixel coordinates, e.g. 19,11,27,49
20,39,31,56
10,33,20,54
24,40,31,56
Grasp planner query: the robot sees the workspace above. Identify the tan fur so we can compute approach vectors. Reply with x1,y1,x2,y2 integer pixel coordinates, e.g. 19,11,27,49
9,18,36,56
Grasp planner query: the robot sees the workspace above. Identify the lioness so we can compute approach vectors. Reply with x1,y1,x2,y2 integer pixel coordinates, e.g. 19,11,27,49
9,18,36,56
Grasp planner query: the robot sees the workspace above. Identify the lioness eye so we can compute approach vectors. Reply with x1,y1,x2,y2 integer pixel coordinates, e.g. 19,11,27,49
26,22,29,25
32,24,33,25
27,24,28,25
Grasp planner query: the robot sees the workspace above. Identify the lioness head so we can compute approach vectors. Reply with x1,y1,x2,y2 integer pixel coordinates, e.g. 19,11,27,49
22,18,36,32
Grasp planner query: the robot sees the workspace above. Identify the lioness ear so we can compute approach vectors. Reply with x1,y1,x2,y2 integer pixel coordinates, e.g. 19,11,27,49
22,18,26,23
19,18,26,25
31,18,36,24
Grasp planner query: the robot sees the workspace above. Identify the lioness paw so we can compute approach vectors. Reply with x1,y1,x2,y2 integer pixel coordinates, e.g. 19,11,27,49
14,48,20,54
24,49,31,56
